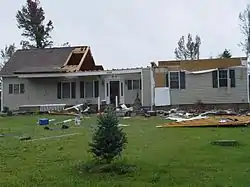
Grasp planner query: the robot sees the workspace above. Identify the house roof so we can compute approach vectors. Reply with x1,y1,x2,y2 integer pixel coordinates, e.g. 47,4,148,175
157,57,247,71
0,46,104,76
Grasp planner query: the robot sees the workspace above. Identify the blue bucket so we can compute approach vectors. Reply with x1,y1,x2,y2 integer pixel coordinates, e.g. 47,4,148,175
39,118,49,125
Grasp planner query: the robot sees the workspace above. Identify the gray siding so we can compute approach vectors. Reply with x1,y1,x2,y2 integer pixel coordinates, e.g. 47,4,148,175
170,67,248,105
2,77,102,110
2,71,151,110
123,73,142,105
141,68,152,107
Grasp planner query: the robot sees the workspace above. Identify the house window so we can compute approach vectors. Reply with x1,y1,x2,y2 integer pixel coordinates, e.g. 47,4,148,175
80,81,85,98
170,72,179,89
79,80,99,98
180,72,186,89
62,82,71,98
94,81,99,98
8,83,25,94
165,73,169,87
57,83,61,99
168,71,186,89
127,80,132,90
212,69,236,88
127,79,141,90
20,84,25,94
85,81,93,98
219,70,228,87
57,82,76,99
229,69,236,87
71,82,76,99
121,82,124,96
9,84,13,94
106,83,109,96
133,80,140,89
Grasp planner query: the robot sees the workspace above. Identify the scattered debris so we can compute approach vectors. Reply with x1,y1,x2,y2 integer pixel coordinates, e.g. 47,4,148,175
38,118,49,125
61,124,69,129
19,136,31,141
157,107,250,128
115,104,133,117
211,140,239,146
55,118,74,125
159,113,250,128
75,115,81,125
144,113,151,118
44,126,51,130
118,124,130,127
123,117,131,119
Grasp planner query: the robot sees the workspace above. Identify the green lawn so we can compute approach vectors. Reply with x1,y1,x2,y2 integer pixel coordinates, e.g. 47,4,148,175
1,115,250,187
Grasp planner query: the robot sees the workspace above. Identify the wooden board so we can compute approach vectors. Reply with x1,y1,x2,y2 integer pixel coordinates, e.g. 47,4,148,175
160,116,250,128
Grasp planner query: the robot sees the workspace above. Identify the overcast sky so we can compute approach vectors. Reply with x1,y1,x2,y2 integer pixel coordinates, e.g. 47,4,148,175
0,0,249,69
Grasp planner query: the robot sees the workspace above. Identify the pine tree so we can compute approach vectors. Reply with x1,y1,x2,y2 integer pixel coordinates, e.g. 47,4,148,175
133,92,142,112
16,0,54,49
219,49,232,58
89,108,127,164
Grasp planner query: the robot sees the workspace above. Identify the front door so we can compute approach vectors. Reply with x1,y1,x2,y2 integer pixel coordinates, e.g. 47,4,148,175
110,81,120,106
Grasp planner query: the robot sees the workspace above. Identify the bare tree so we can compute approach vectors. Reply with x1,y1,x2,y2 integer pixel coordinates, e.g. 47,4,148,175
239,4,250,56
174,33,201,60
0,44,16,69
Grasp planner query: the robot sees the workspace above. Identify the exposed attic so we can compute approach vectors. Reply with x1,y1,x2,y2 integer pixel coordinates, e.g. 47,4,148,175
61,46,104,72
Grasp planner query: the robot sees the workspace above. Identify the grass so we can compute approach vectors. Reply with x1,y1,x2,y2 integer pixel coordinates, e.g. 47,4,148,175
1,115,250,187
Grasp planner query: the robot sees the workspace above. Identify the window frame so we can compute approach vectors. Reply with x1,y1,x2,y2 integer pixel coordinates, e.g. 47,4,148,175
79,80,99,98
169,71,180,89
212,68,236,88
8,83,25,94
126,79,141,90
8,84,13,94
57,81,76,99
167,71,186,89
94,80,99,98
61,82,71,99
218,69,228,87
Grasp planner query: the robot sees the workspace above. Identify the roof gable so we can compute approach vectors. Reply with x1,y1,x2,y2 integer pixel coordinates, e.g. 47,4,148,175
0,46,103,76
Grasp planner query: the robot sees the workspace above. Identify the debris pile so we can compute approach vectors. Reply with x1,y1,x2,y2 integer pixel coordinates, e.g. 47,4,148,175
157,108,250,128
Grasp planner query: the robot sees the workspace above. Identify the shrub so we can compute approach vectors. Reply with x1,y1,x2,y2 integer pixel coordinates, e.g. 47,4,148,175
2,106,9,113
89,107,127,164
7,110,13,116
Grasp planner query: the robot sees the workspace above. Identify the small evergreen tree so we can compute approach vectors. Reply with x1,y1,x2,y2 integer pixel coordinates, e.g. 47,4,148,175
133,92,142,112
89,108,127,164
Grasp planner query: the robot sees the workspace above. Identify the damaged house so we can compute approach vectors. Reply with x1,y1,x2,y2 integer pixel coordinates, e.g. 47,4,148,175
0,46,152,111
153,57,249,110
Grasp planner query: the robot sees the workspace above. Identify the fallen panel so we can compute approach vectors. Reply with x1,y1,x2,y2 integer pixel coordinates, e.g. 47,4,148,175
158,116,250,128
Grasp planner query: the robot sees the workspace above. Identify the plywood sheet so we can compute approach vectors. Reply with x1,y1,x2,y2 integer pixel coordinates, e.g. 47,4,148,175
155,72,165,87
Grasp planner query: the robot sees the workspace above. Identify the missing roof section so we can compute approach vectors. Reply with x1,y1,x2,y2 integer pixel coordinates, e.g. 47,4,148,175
61,46,104,72
65,47,86,66
61,47,88,72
